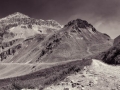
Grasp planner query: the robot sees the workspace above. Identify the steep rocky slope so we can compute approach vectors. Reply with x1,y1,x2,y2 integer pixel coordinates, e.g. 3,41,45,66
0,12,62,43
0,18,112,63
0,35,45,61
0,12,63,62
96,35,120,64
34,19,112,62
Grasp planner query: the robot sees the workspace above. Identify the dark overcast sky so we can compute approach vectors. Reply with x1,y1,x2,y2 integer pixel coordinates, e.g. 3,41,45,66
0,0,120,38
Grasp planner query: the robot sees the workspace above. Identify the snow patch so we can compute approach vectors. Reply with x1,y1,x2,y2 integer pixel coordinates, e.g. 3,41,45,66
76,37,83,40
9,27,15,31
88,28,95,34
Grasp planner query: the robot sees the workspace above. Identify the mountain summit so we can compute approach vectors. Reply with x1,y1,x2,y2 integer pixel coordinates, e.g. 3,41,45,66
64,19,111,43
0,12,62,30
65,19,94,28
0,12,29,21
0,12,62,42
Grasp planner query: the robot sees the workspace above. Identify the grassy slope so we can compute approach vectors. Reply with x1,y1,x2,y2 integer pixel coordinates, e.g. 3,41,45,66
0,62,61,79
0,59,82,79
0,59,92,90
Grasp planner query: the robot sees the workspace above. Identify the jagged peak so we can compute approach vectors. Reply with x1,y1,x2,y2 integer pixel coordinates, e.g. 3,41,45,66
0,12,29,21
7,12,29,18
46,19,63,28
65,19,93,28
12,12,28,16
0,12,63,29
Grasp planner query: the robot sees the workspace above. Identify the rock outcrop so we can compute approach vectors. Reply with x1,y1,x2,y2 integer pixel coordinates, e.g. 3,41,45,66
0,44,22,61
0,12,62,62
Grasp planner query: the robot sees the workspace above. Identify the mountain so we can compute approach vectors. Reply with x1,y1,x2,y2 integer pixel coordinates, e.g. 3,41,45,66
0,12,63,61
0,12,29,20
0,18,112,63
0,12,62,29
0,12,62,41
34,19,112,62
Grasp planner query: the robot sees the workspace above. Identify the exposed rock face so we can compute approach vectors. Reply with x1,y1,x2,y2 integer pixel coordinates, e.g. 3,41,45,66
0,34,45,62
2,39,23,49
0,12,62,30
0,12,62,43
0,12,62,62
0,44,22,61
0,38,25,61
96,35,120,64
64,19,111,43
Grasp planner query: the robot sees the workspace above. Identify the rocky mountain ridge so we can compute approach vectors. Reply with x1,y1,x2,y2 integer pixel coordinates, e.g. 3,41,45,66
0,12,63,61
0,12,62,29
0,15,112,63
0,12,62,43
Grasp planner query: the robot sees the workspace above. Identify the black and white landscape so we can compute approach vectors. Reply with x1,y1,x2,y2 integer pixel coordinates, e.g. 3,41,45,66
0,0,120,90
